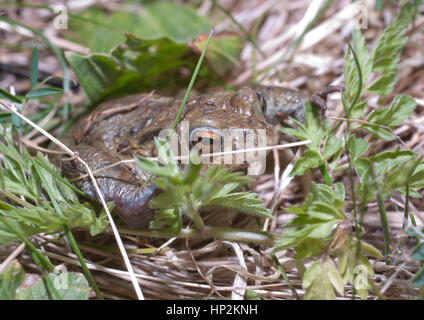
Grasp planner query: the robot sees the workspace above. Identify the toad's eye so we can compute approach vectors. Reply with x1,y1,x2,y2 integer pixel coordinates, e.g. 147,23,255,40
254,91,267,115
190,127,223,153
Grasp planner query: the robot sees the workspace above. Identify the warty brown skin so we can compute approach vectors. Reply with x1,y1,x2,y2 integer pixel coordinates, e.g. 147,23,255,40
55,85,324,228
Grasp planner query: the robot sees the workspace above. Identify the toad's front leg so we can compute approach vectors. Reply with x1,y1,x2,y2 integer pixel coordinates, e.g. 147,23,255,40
62,144,158,229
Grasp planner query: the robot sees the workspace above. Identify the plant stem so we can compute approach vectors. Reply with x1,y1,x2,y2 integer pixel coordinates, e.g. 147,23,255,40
64,226,104,300
369,164,391,258
271,254,299,299
170,28,214,134
402,182,409,232
319,165,333,185
118,226,276,247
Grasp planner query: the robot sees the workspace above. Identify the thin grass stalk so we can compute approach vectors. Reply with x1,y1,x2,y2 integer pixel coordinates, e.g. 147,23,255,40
271,254,299,299
119,226,276,247
402,182,410,232
63,225,104,300
142,29,214,192
170,28,214,134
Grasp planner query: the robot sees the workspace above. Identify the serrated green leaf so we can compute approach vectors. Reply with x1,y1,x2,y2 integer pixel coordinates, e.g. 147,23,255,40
1,202,108,238
366,3,415,95
365,95,416,128
201,192,273,219
366,72,398,95
135,156,169,177
282,102,329,153
290,150,323,176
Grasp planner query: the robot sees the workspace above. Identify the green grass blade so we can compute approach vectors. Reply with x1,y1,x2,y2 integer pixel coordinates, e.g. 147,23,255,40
30,46,38,89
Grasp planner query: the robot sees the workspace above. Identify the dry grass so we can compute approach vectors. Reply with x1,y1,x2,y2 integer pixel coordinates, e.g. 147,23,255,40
0,0,423,300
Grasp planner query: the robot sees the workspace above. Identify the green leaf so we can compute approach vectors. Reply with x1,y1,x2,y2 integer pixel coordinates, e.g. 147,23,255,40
282,102,329,153
0,88,23,103
245,290,261,300
68,2,210,52
0,260,25,300
65,36,189,103
191,33,243,75
323,136,343,160
201,192,273,219
135,156,172,178
366,3,415,95
1,202,108,238
15,272,90,300
307,221,335,239
347,136,368,161
357,240,383,259
35,152,79,203
323,259,344,296
350,101,367,118
369,149,417,163
411,242,424,261
365,95,416,128
412,265,424,287
360,95,416,140
149,208,182,235
344,28,370,106
366,72,398,96
303,261,336,300
0,216,41,246
30,46,38,88
25,87,63,99
290,150,323,176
